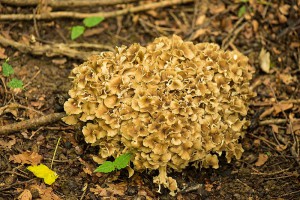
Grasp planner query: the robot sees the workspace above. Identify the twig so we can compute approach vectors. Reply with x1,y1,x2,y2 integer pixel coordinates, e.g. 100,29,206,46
251,167,291,176
259,118,298,126
223,22,247,50
251,99,300,106
0,0,194,21
50,136,61,169
0,34,102,60
67,43,115,52
1,0,137,7
80,183,88,200
23,69,41,89
0,112,66,135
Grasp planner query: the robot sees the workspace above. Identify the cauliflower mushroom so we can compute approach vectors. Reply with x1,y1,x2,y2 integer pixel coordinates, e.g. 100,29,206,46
63,35,255,195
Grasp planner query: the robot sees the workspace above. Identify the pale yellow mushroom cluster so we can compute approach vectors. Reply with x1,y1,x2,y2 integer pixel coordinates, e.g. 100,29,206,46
63,35,255,195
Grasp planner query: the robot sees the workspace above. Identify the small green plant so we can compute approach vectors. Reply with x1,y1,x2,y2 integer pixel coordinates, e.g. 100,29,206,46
238,5,247,17
94,153,132,173
1,59,23,89
71,16,105,40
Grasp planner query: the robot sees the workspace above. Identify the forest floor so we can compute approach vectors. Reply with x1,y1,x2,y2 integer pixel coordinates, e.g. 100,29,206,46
0,0,299,199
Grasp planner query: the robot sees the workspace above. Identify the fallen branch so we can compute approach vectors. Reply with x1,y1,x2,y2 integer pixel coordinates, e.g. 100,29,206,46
0,112,66,135
251,99,300,106
259,118,300,126
0,34,111,60
0,0,194,21
1,0,136,7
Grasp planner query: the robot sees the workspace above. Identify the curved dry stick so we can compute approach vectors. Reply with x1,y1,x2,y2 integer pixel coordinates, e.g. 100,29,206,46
1,0,136,7
0,0,194,21
0,34,106,60
0,112,66,135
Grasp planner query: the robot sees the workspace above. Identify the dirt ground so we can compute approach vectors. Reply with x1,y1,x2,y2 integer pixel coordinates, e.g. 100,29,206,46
0,0,300,199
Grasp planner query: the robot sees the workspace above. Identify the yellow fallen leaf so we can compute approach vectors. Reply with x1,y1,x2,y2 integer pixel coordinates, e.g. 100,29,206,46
259,48,271,73
27,164,58,185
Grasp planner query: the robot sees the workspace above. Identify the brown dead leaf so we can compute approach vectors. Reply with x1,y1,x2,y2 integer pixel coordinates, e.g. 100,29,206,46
278,13,287,23
0,103,19,117
290,42,300,48
273,103,293,115
90,183,126,197
0,47,7,59
83,27,105,37
52,58,67,65
270,124,279,134
255,153,268,167
0,136,16,149
208,0,225,14
279,4,290,15
18,189,32,200
252,20,259,32
205,183,214,192
30,184,61,200
196,15,206,26
259,107,274,120
275,144,287,152
191,28,209,40
279,74,296,85
9,151,43,165
259,48,271,73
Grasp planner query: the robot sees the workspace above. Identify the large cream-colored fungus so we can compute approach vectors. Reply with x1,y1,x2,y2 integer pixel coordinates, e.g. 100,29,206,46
63,35,255,195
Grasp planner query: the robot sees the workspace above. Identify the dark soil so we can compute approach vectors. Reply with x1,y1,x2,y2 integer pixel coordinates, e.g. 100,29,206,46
0,0,300,199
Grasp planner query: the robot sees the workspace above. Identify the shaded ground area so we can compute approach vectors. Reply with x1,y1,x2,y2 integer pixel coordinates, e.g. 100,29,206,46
0,0,300,199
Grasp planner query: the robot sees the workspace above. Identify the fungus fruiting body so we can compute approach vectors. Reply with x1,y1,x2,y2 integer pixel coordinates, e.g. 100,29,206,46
63,35,255,195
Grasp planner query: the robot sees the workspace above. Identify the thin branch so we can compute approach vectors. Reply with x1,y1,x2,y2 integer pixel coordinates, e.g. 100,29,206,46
1,0,137,7
0,0,194,21
0,34,107,60
259,118,300,126
251,99,300,106
0,112,66,135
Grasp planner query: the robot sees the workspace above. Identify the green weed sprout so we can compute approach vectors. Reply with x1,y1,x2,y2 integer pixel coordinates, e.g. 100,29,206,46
71,17,104,40
94,153,132,173
1,59,23,89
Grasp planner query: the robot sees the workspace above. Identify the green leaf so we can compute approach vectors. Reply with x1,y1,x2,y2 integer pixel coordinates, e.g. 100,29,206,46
238,5,247,18
7,78,23,89
240,0,248,2
2,62,14,77
71,26,85,40
113,153,132,170
83,17,104,28
94,161,115,173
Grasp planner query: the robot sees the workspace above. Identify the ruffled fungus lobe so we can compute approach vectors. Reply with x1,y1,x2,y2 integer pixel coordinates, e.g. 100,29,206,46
63,35,255,195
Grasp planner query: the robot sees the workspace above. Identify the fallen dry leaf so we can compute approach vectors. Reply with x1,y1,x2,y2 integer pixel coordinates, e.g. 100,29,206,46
30,184,61,200
270,124,279,134
27,164,58,185
255,153,268,167
252,20,259,32
273,103,293,115
0,136,16,149
0,47,7,59
259,48,271,73
90,183,126,197
208,0,225,14
279,74,296,85
17,189,32,200
196,14,206,26
9,151,43,165
191,28,209,40
259,107,274,120
279,4,290,15
275,144,287,151
52,58,67,65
